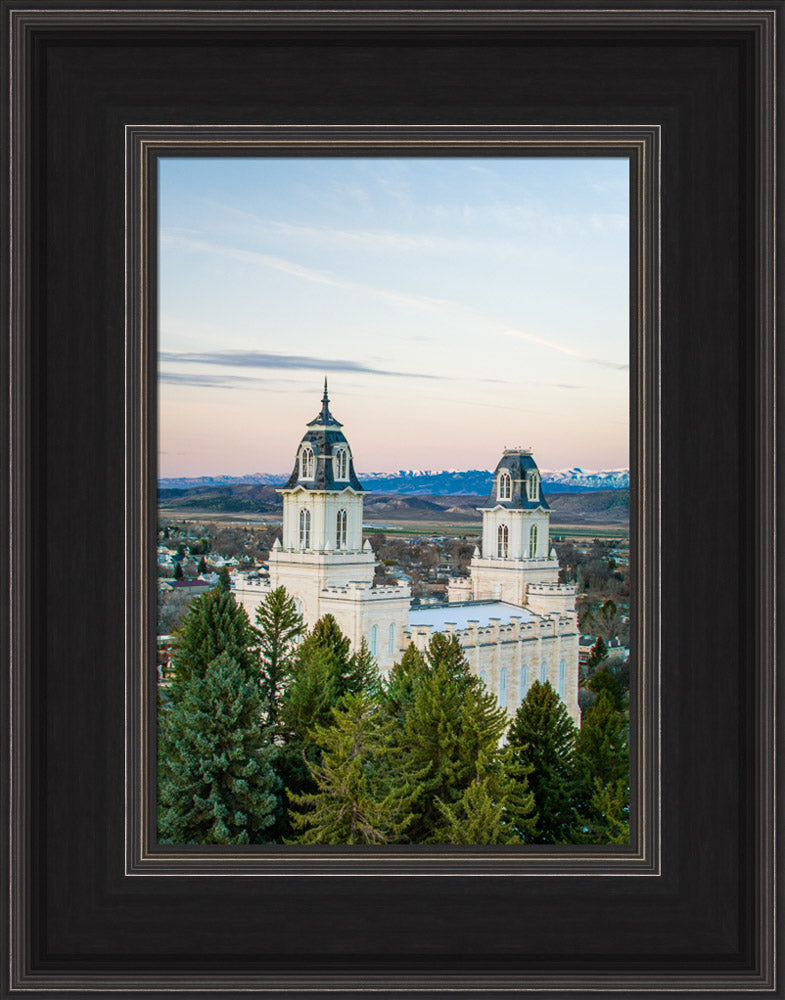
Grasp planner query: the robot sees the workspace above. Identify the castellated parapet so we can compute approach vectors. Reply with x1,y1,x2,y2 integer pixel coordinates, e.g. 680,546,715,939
526,582,578,616
404,611,576,648
318,580,411,672
403,610,580,725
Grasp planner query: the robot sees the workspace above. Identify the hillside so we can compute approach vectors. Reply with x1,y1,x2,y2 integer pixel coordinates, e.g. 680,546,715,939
157,483,280,513
158,484,629,525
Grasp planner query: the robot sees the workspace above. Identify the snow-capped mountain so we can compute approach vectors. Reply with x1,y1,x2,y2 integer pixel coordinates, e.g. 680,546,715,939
159,468,629,494
541,468,630,490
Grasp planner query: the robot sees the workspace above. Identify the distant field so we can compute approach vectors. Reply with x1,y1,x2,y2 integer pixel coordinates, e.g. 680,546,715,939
551,524,629,541
159,486,629,529
158,511,628,545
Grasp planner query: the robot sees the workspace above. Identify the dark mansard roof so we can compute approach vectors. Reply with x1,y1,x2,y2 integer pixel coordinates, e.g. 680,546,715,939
480,449,550,511
282,381,364,493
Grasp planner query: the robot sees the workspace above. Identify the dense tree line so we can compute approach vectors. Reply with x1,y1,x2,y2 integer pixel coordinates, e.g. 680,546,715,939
158,586,629,846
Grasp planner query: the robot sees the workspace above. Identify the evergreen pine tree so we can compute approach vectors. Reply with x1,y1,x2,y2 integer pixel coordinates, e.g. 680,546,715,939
169,586,258,687
570,691,630,842
174,561,184,580
586,636,608,675
253,586,305,726
275,641,345,839
346,636,383,698
571,777,630,844
587,668,625,712
294,614,366,697
197,556,208,575
434,749,537,845
384,633,534,844
423,631,474,686
574,690,629,788
158,652,279,844
507,680,578,844
288,691,417,844
217,566,232,592
381,643,426,718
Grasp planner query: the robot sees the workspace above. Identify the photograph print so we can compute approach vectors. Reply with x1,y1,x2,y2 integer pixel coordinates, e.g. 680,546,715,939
155,155,631,847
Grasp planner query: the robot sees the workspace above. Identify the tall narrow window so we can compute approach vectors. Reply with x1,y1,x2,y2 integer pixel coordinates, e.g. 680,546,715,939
388,623,395,657
479,669,487,689
334,448,348,480
299,508,311,549
370,624,378,657
559,659,566,698
520,664,528,700
497,523,509,558
300,446,314,479
540,661,547,685
529,523,538,558
499,667,507,708
498,471,512,500
526,472,539,500
336,508,347,549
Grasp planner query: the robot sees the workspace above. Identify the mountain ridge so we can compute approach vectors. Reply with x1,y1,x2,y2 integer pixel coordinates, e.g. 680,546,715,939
159,467,630,494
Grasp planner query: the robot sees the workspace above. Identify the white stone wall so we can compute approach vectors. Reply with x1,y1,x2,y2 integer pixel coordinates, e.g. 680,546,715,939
527,582,577,616
232,573,410,673
404,614,580,726
232,577,272,625
480,506,550,560
280,488,364,553
266,548,376,628
320,581,411,672
470,556,560,605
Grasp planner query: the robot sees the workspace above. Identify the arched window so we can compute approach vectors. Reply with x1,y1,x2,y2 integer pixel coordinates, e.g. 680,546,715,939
388,623,395,657
526,471,539,501
300,446,314,479
498,471,512,500
540,661,547,685
370,624,378,657
559,659,566,698
529,523,538,558
299,509,311,549
334,448,348,480
520,664,528,700
499,667,507,709
497,523,509,558
336,508,347,549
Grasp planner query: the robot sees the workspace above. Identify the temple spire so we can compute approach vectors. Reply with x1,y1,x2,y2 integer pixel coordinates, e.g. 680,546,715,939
320,377,330,422
308,377,341,427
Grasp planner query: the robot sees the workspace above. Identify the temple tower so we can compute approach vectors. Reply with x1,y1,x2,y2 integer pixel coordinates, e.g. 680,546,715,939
464,448,568,610
267,381,376,625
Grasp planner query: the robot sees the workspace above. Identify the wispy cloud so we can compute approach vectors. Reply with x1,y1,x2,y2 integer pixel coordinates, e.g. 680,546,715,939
160,232,463,315
159,350,441,381
499,327,628,371
161,233,627,372
160,372,264,389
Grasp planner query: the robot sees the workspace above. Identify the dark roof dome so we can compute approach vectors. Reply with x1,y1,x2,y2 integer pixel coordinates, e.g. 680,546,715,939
482,448,550,511
283,380,364,492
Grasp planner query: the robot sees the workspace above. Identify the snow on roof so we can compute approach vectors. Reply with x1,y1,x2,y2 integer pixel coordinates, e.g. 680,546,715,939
408,600,537,631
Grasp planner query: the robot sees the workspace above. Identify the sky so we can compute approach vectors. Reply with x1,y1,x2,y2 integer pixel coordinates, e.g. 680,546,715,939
158,156,629,478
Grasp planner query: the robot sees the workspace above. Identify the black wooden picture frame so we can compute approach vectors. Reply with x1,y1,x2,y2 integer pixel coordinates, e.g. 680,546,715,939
3,3,780,996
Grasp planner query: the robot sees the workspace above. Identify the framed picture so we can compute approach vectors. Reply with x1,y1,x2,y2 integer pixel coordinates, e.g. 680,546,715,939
4,3,778,996
141,130,651,868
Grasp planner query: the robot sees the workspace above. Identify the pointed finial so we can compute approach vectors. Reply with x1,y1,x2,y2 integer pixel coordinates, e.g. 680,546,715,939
320,378,331,422
307,377,340,426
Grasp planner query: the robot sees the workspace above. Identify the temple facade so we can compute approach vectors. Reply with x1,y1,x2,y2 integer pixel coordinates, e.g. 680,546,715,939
233,385,579,724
